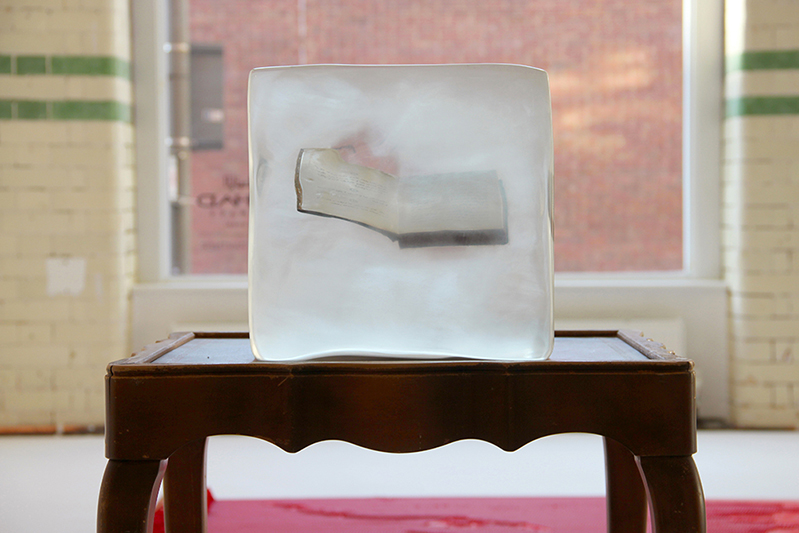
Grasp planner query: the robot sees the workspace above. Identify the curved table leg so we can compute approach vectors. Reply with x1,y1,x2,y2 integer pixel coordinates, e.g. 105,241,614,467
164,438,208,533
604,437,648,533
97,459,166,533
638,455,706,533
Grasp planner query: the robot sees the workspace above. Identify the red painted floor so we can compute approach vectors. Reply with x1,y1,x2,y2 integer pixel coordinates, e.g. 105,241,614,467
154,495,799,532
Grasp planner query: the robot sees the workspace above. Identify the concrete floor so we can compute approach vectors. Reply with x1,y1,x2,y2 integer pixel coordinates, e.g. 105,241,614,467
1,430,798,533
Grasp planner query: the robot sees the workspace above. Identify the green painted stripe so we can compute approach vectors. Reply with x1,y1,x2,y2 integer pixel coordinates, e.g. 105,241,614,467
17,100,48,119
52,100,130,121
1,54,129,78
726,96,799,117
727,50,799,72
51,56,130,79
16,55,47,75
0,99,131,122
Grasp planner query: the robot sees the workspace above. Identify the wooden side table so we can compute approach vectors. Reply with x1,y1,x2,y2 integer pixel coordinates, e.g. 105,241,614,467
97,331,705,533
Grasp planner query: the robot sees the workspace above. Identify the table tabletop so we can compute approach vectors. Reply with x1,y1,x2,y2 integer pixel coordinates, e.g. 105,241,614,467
109,330,690,375
104,330,696,459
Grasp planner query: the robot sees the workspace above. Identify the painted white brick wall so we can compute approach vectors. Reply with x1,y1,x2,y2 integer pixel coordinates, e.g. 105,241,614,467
725,0,799,428
0,0,796,431
0,0,134,430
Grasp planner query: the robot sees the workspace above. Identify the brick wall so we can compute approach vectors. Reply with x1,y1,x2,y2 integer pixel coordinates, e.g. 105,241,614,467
187,0,683,274
0,0,134,429
724,0,799,427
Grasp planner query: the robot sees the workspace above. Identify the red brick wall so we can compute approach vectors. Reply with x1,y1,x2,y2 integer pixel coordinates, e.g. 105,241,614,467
188,0,682,274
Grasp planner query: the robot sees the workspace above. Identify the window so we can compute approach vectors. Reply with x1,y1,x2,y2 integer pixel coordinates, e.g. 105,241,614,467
132,0,728,419
170,1,686,274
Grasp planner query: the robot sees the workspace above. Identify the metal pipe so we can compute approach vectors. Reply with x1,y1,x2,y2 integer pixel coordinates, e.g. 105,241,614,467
168,0,192,274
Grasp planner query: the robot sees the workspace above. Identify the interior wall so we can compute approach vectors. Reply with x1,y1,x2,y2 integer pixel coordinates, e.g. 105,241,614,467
2,0,798,429
724,0,799,428
0,0,134,429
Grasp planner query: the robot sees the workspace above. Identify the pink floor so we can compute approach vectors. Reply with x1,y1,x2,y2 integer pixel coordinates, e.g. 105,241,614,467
155,496,799,533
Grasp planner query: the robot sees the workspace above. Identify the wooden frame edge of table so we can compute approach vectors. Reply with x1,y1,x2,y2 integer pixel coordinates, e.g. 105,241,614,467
99,329,705,533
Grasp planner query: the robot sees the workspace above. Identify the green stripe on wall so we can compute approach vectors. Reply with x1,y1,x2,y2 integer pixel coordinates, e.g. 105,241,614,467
0,99,131,122
16,55,47,75
51,56,130,79
53,100,130,121
727,50,799,72
726,96,799,117
17,100,48,119
0,54,130,79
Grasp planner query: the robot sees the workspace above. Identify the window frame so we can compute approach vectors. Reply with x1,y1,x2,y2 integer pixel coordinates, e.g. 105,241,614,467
131,0,728,420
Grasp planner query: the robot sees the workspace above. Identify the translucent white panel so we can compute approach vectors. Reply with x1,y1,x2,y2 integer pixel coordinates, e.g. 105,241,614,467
248,64,553,361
